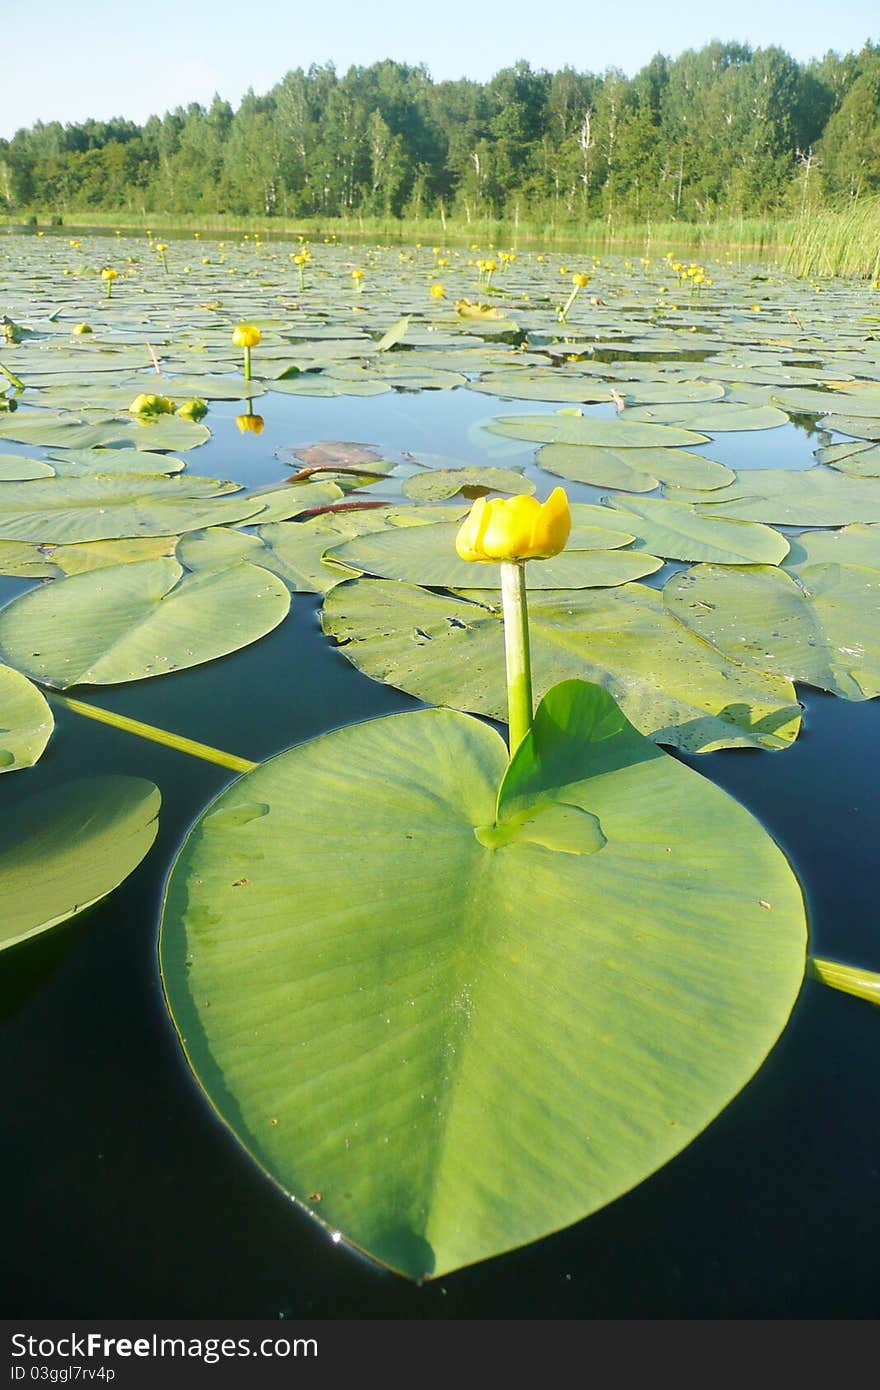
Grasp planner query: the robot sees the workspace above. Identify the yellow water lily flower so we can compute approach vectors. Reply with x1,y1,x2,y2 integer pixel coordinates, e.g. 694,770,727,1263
72,323,92,335
236,413,265,435
232,324,261,348
456,489,571,563
571,272,590,288
100,267,117,281
429,282,445,299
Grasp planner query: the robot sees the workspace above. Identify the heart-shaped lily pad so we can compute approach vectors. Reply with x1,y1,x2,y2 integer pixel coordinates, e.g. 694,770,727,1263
160,682,806,1280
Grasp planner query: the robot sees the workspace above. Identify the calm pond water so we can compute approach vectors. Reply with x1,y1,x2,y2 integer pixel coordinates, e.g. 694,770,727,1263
1,298,878,1318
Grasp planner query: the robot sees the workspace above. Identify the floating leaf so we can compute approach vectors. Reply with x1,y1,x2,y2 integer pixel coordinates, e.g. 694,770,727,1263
402,468,535,501
0,776,160,951
322,580,801,752
603,496,790,565
0,475,266,543
176,528,268,573
160,683,806,1280
0,540,59,578
328,523,660,589
375,316,411,352
623,402,789,432
674,469,880,526
665,562,880,700
536,444,733,493
485,413,709,449
0,558,290,688
0,453,54,481
783,523,880,571
0,664,53,773
49,535,179,575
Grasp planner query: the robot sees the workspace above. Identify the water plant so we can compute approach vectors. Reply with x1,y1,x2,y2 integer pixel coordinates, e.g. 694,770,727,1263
232,323,261,381
0,229,877,1308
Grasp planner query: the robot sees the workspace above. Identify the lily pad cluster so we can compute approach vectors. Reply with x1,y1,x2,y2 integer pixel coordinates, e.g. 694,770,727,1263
1,230,877,1281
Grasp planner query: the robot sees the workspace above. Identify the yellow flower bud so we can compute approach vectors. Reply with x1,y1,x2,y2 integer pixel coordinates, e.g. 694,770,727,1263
236,413,264,435
128,393,173,417
100,267,118,281
232,324,261,348
429,282,445,298
455,488,571,563
571,272,590,288
72,323,92,335
176,397,208,422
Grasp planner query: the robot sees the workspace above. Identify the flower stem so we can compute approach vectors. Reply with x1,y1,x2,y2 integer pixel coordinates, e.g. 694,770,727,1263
499,559,534,756
49,693,257,774
0,360,24,391
808,955,880,1007
243,345,252,381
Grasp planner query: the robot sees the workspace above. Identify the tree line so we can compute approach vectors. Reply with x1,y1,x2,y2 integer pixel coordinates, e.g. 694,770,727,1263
2,40,880,224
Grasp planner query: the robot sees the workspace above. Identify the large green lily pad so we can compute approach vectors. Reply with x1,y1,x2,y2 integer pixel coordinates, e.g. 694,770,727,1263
664,562,880,700
322,579,801,752
536,444,733,493
0,664,54,772
328,520,659,590
0,558,290,688
1,775,160,951
673,469,880,526
485,413,710,449
402,467,534,501
0,476,266,543
160,682,806,1281
603,496,790,565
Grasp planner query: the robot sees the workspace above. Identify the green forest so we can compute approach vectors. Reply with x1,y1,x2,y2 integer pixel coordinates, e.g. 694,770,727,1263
2,38,880,225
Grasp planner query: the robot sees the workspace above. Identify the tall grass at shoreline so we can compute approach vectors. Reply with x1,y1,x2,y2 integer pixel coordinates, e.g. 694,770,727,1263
3,205,879,277
783,197,880,280
0,209,792,255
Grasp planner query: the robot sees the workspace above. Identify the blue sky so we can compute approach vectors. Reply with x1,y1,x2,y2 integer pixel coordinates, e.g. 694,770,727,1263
1,0,877,138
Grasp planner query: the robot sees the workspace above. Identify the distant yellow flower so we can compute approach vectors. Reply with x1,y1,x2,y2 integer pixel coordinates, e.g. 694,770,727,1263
456,489,571,563
351,268,365,281
232,324,261,348
72,323,92,335
429,282,445,299
100,266,117,279
69,239,81,251
571,272,590,288
236,413,264,435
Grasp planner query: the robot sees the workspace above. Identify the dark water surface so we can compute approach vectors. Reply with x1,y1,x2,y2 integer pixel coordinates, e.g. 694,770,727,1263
1,384,878,1319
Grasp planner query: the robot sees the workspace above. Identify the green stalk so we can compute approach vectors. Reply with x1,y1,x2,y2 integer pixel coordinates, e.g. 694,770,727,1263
50,693,257,774
0,360,24,391
558,285,579,322
499,559,534,756
808,955,880,1007
243,344,252,381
